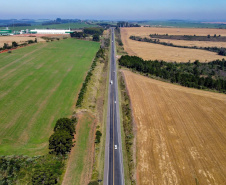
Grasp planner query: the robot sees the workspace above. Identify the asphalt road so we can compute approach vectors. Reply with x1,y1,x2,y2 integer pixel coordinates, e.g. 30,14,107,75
104,28,124,185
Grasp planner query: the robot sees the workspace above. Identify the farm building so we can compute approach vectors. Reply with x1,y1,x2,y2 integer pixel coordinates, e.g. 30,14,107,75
29,29,73,34
0,29,12,35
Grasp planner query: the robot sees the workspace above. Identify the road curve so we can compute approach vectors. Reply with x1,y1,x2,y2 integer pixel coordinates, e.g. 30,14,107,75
104,28,124,185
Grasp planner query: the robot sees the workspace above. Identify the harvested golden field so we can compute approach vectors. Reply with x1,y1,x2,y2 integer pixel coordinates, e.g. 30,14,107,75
122,70,226,185
0,36,44,47
121,28,226,62
123,27,226,37
158,39,226,48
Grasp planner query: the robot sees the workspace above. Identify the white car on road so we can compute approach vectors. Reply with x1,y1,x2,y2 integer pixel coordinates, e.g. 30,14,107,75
115,145,117,149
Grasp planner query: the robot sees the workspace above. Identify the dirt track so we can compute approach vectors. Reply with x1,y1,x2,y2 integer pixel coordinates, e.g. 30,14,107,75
122,70,226,185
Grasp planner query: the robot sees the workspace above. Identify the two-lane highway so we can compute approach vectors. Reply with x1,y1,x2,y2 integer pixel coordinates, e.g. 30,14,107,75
104,28,124,185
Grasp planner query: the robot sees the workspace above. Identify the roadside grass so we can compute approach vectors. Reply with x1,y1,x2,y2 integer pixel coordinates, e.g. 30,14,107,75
118,71,132,185
62,30,110,184
93,34,110,184
0,38,99,156
115,28,127,56
62,111,96,185
115,29,133,184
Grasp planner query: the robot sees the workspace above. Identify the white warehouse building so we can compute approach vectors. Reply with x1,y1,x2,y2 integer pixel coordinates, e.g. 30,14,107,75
30,29,73,34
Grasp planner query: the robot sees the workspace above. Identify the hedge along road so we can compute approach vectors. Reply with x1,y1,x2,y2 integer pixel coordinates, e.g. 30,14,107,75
0,38,99,156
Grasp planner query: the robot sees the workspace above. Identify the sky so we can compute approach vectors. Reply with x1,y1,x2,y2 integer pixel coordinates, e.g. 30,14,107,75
0,0,226,21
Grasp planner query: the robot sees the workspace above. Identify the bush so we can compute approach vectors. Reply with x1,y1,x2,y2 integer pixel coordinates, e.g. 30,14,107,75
88,181,99,185
27,40,35,44
95,130,102,143
32,167,58,184
93,34,100,42
12,41,18,48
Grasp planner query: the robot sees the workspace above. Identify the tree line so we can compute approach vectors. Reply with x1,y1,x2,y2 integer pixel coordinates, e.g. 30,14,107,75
117,21,140,27
0,39,37,51
130,36,226,56
70,27,104,42
119,55,226,93
76,47,105,107
149,33,226,42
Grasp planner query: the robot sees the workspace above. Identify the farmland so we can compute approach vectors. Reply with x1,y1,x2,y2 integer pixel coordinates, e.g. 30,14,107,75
120,27,226,62
122,27,226,37
0,22,98,31
155,39,226,48
0,35,45,47
0,38,99,156
122,70,226,185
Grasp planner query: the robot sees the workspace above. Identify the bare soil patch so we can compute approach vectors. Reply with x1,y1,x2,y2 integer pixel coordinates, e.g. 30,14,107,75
122,70,226,185
121,27,226,62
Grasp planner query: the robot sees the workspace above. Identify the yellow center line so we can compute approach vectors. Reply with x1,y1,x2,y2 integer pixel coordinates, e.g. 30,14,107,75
113,87,115,185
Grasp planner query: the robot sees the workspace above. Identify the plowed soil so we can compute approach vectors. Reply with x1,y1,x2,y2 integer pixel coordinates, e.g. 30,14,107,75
122,70,226,185
121,27,226,62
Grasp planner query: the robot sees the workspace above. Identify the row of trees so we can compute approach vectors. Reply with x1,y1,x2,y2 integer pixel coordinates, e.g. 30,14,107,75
0,39,37,51
76,47,105,107
71,27,104,42
119,55,226,93
130,36,226,56
83,27,104,35
149,34,225,41
117,21,140,27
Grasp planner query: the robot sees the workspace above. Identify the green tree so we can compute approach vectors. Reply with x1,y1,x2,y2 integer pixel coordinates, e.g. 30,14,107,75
95,130,102,143
3,43,8,49
12,41,18,48
93,34,100,42
54,118,75,136
49,130,74,155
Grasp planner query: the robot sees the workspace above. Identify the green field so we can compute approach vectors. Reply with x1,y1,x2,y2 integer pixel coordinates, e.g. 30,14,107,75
0,22,98,31
137,20,226,29
0,38,99,156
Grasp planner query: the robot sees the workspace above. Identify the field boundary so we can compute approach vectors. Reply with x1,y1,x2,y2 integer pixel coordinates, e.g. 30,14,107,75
118,69,136,185
129,35,226,56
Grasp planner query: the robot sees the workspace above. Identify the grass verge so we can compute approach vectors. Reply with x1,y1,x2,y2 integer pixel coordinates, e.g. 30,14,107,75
118,70,136,185
62,111,96,185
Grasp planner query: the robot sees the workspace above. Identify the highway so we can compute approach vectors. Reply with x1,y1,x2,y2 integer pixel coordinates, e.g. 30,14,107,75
104,28,124,185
